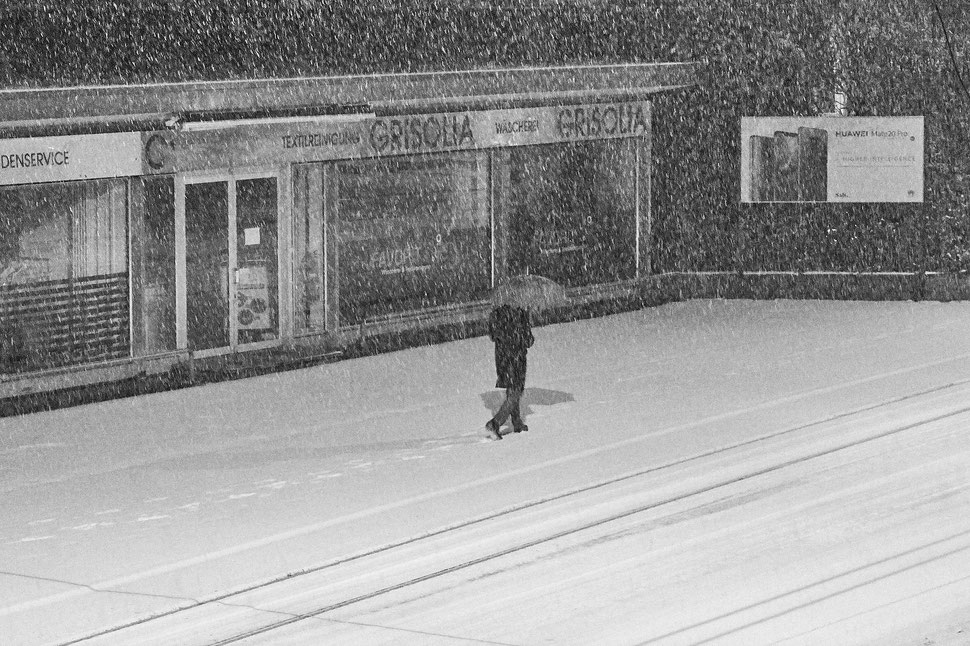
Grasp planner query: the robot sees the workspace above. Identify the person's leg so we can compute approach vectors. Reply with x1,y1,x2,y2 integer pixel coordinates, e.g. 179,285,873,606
486,388,515,439
509,386,527,432
491,389,516,427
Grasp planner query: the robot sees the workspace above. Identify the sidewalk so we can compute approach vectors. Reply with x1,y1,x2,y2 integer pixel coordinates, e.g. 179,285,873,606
3,299,970,645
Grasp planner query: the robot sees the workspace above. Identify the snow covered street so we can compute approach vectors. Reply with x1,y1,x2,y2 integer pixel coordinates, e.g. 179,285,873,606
3,299,970,645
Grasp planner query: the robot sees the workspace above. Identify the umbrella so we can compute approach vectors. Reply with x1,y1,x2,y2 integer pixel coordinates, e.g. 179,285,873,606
491,274,569,311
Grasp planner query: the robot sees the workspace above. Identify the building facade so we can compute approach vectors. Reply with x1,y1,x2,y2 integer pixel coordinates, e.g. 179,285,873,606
0,63,696,399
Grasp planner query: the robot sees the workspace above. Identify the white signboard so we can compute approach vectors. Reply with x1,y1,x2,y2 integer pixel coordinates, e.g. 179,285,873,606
740,116,923,203
0,132,143,186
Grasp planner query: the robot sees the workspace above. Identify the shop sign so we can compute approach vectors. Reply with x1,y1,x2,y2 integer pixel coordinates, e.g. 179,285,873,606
741,116,924,203
367,101,651,155
172,101,651,170
172,118,367,172
0,132,142,186
367,113,475,155
143,131,175,174
554,103,650,140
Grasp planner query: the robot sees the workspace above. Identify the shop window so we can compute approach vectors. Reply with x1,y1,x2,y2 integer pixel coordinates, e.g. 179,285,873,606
292,164,327,334
503,139,638,287
0,179,129,373
132,177,176,355
336,152,491,325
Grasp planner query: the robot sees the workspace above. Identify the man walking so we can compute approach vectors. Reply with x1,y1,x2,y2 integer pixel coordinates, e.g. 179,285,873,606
485,303,534,440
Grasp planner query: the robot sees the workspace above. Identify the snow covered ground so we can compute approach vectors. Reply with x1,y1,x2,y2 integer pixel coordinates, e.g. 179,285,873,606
2,299,970,645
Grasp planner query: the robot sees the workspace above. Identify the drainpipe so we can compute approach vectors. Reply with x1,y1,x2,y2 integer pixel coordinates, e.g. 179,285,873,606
831,2,849,116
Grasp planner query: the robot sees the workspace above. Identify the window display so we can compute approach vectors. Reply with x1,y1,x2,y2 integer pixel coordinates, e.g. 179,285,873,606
0,179,129,372
292,164,327,334
132,177,176,355
503,140,638,287
335,152,491,325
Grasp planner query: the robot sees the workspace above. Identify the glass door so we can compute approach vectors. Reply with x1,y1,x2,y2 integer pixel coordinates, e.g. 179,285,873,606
185,181,230,352
182,174,279,354
234,177,279,347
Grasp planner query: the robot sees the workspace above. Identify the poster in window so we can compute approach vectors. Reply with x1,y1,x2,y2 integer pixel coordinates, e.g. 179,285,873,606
236,264,271,330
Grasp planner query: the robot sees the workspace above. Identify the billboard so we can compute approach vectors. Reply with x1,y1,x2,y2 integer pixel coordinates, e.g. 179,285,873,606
741,116,923,203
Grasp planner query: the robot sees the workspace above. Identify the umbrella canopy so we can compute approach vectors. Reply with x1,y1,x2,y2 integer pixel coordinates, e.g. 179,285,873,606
491,274,569,311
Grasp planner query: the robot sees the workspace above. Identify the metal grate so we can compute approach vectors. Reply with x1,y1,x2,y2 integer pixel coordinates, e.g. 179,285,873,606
0,272,129,373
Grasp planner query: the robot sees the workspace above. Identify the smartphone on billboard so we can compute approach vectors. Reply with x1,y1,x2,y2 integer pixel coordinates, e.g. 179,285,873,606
749,135,775,202
773,131,799,202
797,126,828,201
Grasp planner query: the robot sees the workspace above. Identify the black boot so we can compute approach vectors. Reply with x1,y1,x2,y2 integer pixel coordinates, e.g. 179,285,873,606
485,420,502,440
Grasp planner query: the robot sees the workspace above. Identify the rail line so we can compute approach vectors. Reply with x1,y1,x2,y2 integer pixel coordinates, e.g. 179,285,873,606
66,379,970,646
203,392,970,645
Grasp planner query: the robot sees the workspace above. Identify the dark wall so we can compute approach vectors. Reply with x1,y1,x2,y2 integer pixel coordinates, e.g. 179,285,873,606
3,0,968,275
651,0,970,274
0,1,680,85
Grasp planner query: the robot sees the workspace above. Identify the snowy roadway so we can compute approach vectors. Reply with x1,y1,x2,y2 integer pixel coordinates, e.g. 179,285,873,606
2,300,970,645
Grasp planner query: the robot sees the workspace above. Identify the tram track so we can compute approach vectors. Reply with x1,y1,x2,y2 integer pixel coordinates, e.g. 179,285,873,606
69,379,970,646
668,531,970,646
205,395,970,645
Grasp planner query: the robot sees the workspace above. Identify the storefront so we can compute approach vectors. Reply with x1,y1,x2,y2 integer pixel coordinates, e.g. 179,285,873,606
0,133,142,373
0,62,695,399
151,100,650,338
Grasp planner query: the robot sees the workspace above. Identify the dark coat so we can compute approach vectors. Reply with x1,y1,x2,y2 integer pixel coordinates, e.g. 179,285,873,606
489,304,534,390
